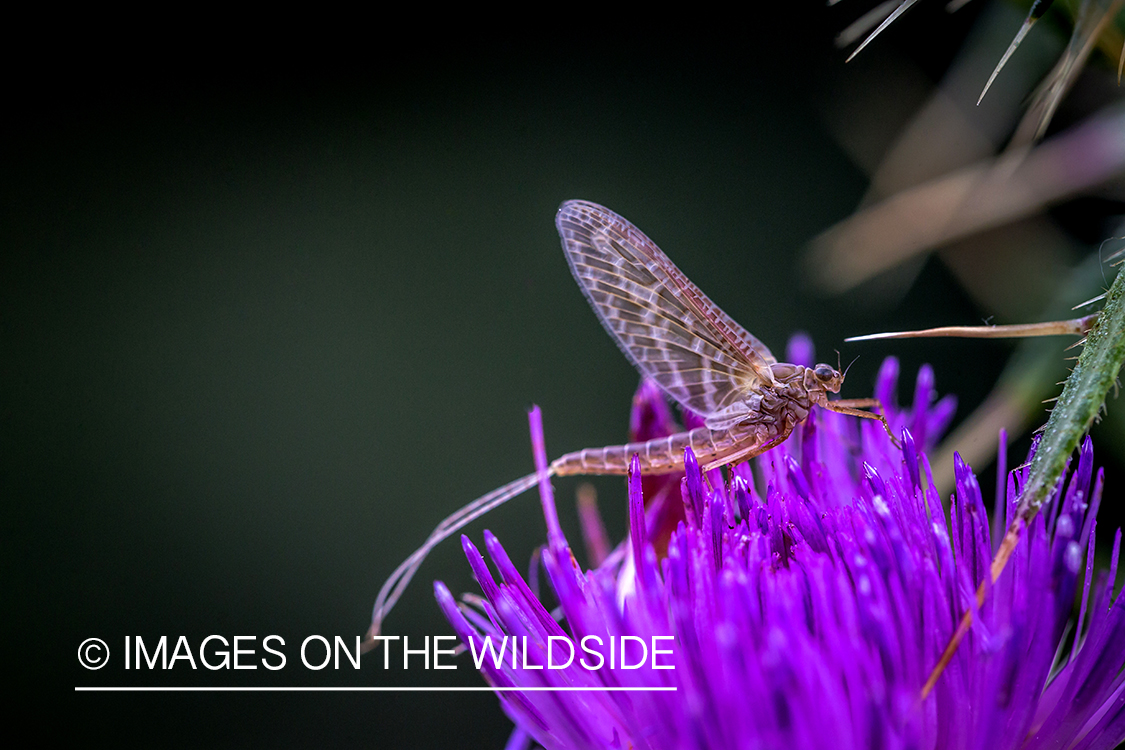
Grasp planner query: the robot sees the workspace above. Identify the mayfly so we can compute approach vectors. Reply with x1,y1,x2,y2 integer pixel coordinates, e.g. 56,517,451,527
368,200,893,640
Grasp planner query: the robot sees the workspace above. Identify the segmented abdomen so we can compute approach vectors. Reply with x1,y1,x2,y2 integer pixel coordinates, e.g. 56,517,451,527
550,424,764,477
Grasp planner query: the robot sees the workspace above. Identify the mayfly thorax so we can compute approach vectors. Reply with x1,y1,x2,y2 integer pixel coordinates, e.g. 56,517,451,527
367,200,893,641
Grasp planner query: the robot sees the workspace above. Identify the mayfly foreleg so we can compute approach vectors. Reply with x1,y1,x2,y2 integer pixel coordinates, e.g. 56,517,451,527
830,397,880,410
823,398,899,446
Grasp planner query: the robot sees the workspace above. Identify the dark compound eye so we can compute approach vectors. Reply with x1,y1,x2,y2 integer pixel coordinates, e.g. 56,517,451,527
814,364,835,380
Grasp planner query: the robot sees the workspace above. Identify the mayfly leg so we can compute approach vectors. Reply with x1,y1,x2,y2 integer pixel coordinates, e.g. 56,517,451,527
367,469,551,643
824,398,899,445
830,398,879,409
701,432,787,473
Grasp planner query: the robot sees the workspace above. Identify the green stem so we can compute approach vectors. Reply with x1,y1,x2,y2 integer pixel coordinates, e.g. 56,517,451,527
1017,263,1125,519
924,260,1125,700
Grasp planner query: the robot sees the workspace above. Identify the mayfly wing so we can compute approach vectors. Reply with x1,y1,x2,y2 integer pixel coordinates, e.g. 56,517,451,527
370,201,781,641
556,200,776,421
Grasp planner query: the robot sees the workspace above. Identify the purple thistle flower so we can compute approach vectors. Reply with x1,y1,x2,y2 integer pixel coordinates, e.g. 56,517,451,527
435,351,1125,750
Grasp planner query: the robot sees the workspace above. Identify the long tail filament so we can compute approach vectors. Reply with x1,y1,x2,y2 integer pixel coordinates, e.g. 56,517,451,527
366,468,554,645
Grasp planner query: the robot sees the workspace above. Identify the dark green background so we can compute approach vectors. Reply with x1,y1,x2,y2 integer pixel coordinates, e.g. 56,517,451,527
10,5,1119,747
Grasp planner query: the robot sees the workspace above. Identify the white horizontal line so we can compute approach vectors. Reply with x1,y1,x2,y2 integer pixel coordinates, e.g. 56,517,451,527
75,686,677,692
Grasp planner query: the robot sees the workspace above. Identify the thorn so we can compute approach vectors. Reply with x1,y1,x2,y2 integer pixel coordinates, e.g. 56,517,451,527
1042,396,1059,404
846,0,921,62
1119,36,1124,84
847,316,1092,342
1072,293,1107,310
979,17,1036,105
1008,0,1116,145
835,0,899,49
1065,337,1087,351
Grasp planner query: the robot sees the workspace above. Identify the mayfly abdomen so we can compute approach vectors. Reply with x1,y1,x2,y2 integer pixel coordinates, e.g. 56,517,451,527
551,424,761,477
368,200,873,641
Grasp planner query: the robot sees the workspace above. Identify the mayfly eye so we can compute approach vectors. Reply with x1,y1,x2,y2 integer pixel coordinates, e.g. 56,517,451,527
814,365,834,380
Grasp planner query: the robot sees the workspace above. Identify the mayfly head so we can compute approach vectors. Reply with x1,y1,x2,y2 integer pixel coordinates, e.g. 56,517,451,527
807,362,844,394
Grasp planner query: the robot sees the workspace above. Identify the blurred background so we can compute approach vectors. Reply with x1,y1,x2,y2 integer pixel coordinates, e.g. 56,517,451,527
11,2,1123,746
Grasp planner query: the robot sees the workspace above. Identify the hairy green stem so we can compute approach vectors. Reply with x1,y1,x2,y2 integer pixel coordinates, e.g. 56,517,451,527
923,260,1124,700
1018,263,1125,519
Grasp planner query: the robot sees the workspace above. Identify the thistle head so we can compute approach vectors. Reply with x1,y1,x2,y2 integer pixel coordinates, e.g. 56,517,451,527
436,346,1122,750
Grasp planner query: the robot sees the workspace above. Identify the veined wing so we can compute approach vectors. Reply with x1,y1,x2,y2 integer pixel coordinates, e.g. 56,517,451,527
556,200,776,420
